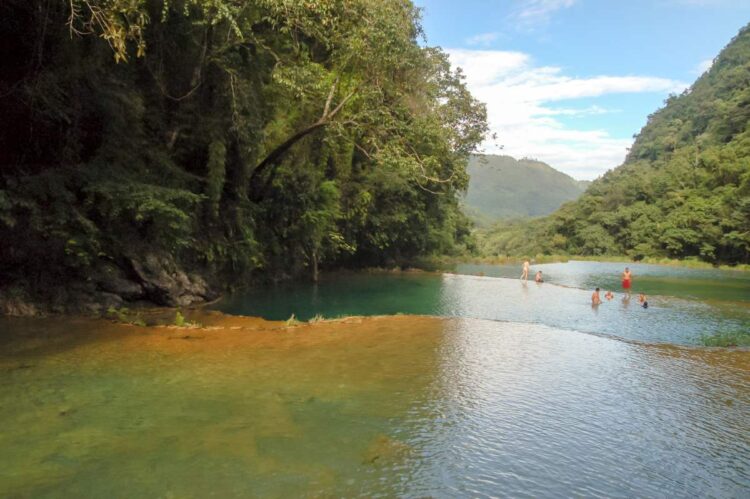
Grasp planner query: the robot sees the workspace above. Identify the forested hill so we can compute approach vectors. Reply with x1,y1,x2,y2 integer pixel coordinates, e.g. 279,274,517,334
464,155,588,224
482,23,750,265
0,0,487,313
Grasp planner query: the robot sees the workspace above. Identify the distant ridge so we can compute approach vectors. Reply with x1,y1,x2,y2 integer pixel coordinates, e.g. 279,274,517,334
463,154,588,225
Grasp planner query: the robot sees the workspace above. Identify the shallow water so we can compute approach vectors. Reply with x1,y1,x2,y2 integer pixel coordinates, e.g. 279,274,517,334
216,264,750,345
457,261,750,302
1,315,748,498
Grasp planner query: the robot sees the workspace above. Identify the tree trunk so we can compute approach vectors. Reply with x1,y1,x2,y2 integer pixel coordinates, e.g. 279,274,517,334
312,248,319,283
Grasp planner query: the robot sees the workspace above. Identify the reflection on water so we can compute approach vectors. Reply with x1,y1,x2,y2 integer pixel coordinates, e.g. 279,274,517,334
0,315,748,497
425,320,749,497
215,270,750,345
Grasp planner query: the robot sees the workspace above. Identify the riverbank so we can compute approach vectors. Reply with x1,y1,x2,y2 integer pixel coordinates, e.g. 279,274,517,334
426,254,750,272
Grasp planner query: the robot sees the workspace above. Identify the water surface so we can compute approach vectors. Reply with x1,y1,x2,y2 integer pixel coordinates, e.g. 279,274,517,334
1,315,748,497
216,263,750,345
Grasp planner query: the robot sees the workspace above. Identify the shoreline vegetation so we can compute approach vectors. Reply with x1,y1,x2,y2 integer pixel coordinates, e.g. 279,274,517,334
418,255,750,272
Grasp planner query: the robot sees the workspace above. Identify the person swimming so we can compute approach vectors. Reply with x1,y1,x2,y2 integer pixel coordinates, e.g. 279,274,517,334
622,267,632,292
605,290,614,300
639,293,648,308
592,287,602,305
535,270,543,283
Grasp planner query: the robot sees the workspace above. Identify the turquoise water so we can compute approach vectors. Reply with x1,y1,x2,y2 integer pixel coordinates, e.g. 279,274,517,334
215,262,750,345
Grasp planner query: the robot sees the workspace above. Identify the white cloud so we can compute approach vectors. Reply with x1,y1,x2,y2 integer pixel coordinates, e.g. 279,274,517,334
669,0,733,5
694,58,714,75
447,49,688,179
511,0,577,29
465,32,502,47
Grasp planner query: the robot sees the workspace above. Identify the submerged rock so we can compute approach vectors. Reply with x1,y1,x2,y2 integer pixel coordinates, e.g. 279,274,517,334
362,434,412,465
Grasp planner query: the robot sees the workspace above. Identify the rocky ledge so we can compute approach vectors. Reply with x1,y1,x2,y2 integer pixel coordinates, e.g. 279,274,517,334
0,253,220,317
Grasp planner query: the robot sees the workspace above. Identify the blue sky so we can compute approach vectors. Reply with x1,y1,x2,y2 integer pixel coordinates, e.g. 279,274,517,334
414,0,750,179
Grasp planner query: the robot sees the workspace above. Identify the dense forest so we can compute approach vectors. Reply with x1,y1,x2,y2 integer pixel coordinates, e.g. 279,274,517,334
0,0,487,311
463,154,589,225
478,24,750,265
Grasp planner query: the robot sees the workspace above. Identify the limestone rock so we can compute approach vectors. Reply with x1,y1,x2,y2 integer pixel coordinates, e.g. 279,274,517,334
128,254,216,306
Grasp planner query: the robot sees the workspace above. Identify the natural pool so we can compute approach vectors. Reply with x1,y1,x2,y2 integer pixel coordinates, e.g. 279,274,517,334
2,261,749,497
1,314,748,497
215,262,750,345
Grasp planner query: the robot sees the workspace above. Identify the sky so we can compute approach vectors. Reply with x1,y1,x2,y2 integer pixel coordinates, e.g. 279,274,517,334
414,0,750,179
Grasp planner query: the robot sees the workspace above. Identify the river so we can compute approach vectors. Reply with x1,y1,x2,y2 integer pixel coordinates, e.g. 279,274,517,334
1,261,748,497
215,261,750,345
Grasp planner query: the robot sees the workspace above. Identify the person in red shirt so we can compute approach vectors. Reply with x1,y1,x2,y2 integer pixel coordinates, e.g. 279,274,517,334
622,267,632,292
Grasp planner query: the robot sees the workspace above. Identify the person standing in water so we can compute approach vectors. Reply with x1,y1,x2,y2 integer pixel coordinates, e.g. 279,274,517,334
535,270,543,283
521,259,530,281
622,267,632,292
592,287,602,305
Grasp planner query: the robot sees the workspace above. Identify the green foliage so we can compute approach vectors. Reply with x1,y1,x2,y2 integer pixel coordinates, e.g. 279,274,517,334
173,310,201,327
308,314,325,324
0,0,488,296
106,306,146,326
476,24,750,265
285,314,301,326
174,310,186,327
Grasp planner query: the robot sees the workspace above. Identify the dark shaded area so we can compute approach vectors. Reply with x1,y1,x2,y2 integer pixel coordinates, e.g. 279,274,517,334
0,1,487,314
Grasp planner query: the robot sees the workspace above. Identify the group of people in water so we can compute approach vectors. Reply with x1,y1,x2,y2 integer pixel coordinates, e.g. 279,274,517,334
521,261,649,309
520,260,545,283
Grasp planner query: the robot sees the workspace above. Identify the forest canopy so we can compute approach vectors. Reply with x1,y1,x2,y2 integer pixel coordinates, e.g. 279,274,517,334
0,0,488,305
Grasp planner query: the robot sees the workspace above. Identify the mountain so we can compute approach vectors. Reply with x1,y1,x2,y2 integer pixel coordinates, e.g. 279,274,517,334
480,23,750,264
463,154,588,224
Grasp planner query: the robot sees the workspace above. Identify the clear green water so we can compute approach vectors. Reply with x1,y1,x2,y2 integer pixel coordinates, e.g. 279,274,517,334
458,261,750,302
215,262,750,345
2,262,749,497
1,316,748,497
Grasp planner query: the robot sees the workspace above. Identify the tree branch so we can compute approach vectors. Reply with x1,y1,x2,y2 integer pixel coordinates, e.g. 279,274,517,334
322,78,338,119
248,85,359,201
